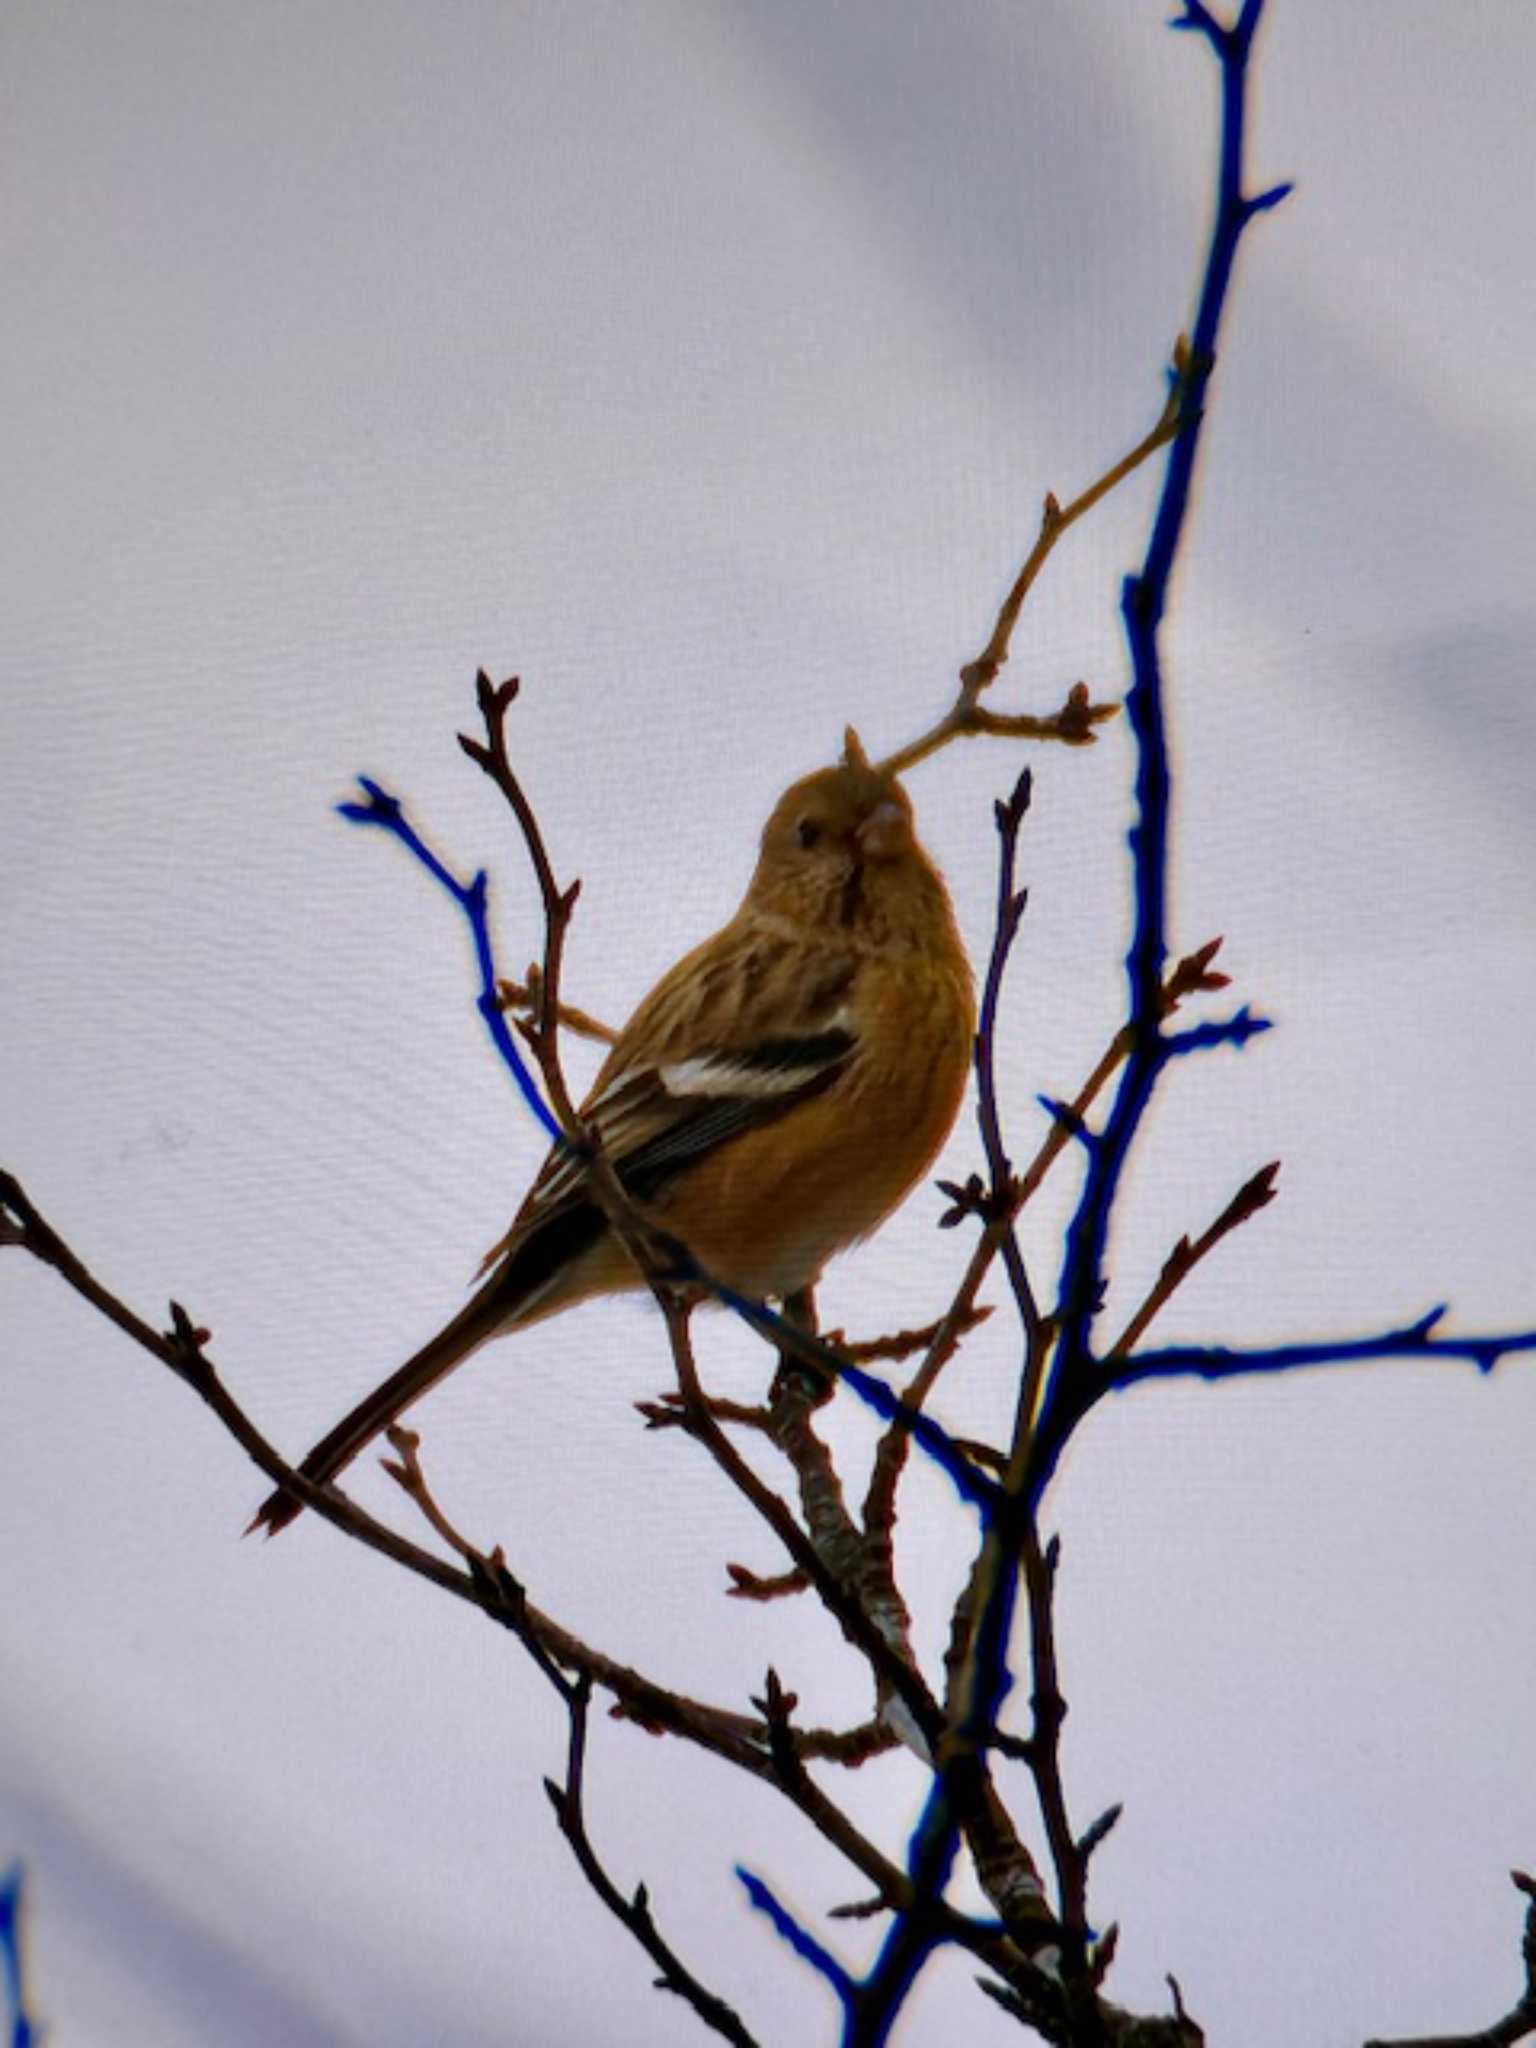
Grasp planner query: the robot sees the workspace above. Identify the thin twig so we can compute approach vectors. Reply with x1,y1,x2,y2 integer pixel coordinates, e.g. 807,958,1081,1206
877,357,1186,783
458,670,584,1130
963,364,1184,692
1362,1871,1536,2047
880,678,1118,781
544,1674,764,2048
637,1392,771,1433
654,1293,942,1752
0,1171,872,1786
1018,938,1230,1213
1107,1159,1280,1357
383,1438,765,2047
834,1304,993,1365
1021,1532,1092,1940
497,966,618,1046
861,938,1229,1543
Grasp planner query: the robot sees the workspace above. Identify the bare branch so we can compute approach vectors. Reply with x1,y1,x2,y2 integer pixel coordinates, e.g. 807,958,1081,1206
877,355,1185,782
725,1563,810,1603
544,1674,764,2048
962,355,1183,695
862,936,1230,1545
1363,1871,1536,2048
1108,1160,1280,1357
1020,1531,1094,1940
1017,937,1231,1214
880,679,1119,781
458,670,584,1130
637,1392,770,1433
833,1303,993,1365
0,1171,866,1788
654,1293,943,1751
764,1319,918,1705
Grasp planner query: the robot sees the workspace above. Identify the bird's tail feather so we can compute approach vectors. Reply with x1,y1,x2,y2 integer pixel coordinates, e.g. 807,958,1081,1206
248,1202,605,1538
247,1275,515,1537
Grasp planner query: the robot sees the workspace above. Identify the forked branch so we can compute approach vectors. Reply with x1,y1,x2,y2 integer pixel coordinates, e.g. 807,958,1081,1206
878,348,1186,782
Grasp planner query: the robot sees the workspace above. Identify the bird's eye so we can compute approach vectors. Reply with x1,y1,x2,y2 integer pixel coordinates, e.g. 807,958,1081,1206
796,817,822,850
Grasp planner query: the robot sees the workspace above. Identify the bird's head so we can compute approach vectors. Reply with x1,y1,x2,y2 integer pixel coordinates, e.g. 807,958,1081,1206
747,729,953,945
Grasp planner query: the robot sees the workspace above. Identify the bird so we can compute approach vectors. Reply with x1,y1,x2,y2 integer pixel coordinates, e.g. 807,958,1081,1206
252,730,974,1536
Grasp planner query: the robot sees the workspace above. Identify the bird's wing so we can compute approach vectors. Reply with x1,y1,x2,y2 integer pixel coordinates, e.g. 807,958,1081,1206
596,1022,859,1193
476,922,862,1277
505,1018,858,1232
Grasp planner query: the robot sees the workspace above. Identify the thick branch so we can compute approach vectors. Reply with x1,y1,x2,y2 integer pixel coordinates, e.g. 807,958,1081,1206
0,1172,853,1782
1040,0,1291,1493
655,1295,943,1753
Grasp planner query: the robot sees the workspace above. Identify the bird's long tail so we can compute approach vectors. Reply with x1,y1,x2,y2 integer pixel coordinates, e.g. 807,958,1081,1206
247,1269,522,1538
251,1191,610,1539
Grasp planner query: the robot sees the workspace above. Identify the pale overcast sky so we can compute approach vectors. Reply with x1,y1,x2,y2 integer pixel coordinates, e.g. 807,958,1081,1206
3,4,1535,2043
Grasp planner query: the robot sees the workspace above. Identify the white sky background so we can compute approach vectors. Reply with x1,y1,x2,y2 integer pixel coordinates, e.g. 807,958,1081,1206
3,2,1535,2042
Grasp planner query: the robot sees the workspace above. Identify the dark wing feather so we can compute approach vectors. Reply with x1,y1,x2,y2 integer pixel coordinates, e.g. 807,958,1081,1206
490,1021,859,1259
618,1032,855,1199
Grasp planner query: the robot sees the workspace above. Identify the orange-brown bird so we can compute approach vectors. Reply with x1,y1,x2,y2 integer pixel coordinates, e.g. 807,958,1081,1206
253,733,974,1536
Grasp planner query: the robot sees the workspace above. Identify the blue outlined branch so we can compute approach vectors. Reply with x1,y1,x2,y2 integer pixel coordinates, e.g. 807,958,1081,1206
1041,0,1290,1474
1163,1005,1271,1058
1114,1310,1536,1391
737,1869,856,2019
338,774,565,1145
15,6,1532,2044
842,764,1064,2046
839,1359,1000,1514
1029,1301,1536,1513
0,1866,37,2048
842,8,1290,2044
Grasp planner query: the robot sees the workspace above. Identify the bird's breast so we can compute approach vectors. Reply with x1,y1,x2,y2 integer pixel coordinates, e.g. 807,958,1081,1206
651,950,974,1300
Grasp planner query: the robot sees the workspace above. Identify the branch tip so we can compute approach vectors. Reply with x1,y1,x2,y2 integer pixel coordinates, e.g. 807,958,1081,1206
827,1894,889,1922
1077,1802,1124,1860
1089,1921,1120,1988
1246,178,1294,215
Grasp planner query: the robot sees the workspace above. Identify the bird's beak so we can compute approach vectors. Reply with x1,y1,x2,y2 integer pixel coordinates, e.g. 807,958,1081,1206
857,799,910,859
